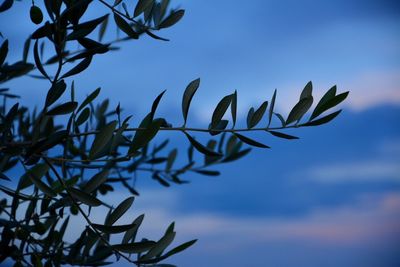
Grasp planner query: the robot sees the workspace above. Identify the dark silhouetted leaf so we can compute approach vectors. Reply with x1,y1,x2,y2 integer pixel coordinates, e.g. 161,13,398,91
163,239,197,259
83,170,109,193
268,89,277,127
78,87,100,112
0,0,13,12
231,90,237,127
166,149,177,171
92,223,135,234
286,97,313,125
46,101,77,115
113,13,139,39
61,56,92,78
129,118,162,153
211,94,232,128
122,214,144,244
69,187,102,206
183,132,222,157
105,197,134,225
268,131,299,140
303,110,342,126
27,170,56,197
249,101,268,128
89,120,117,159
300,81,313,100
34,40,49,79
0,39,8,65
194,170,220,176
45,80,67,107
112,241,155,253
75,107,90,125
134,0,154,17
142,231,176,260
311,90,349,120
30,5,43,24
159,9,184,29
150,90,166,120
182,78,200,125
234,133,270,148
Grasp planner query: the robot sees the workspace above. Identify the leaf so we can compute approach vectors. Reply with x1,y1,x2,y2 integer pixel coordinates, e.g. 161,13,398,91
268,89,277,127
61,56,92,79
113,13,139,39
166,149,177,171
67,14,109,40
222,148,251,163
18,164,49,190
311,90,349,120
234,133,270,148
122,214,145,244
45,80,67,107
89,120,117,159
163,239,197,259
75,107,90,125
92,223,135,234
34,40,49,79
300,81,313,100
231,90,237,127
83,170,109,193
129,118,162,153
183,132,222,157
211,94,232,128
46,101,77,115
246,107,254,129
182,78,200,125
268,131,299,140
69,187,102,206
302,110,342,126
159,9,185,29
134,0,154,17
152,173,170,187
141,231,176,260
150,90,166,121
78,87,101,112
22,37,30,62
249,101,268,128
0,0,13,12
193,170,220,176
0,39,8,65
286,97,313,125
27,170,56,198
112,241,155,253
30,5,43,24
105,197,135,225
98,14,109,42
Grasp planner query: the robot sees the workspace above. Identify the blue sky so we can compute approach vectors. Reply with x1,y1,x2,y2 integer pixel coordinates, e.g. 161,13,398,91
1,0,400,266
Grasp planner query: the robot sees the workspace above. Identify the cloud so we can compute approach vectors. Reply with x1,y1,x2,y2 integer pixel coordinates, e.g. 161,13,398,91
307,160,400,183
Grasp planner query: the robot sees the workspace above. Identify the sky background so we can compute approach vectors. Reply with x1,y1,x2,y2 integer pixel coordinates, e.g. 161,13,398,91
1,0,400,266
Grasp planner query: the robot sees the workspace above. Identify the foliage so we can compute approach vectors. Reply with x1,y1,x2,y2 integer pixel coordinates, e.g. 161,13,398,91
0,0,349,266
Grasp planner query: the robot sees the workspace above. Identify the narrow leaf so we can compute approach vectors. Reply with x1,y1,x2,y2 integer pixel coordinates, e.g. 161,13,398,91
89,121,117,159
182,78,200,125
45,80,67,107
61,56,92,79
286,97,313,125
268,131,299,140
159,9,185,29
113,13,139,39
46,101,77,115
234,133,270,148
183,132,222,157
303,110,342,126
69,187,102,206
106,197,135,225
84,170,109,193
112,241,155,253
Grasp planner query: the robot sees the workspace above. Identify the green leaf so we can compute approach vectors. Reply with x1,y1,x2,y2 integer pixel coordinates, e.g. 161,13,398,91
134,0,154,17
0,39,8,65
268,89,277,127
311,90,349,120
166,149,177,171
246,107,254,129
78,87,101,112
159,9,185,29
193,170,220,176
286,97,313,125
183,132,222,157
89,120,117,159
274,112,286,127
249,101,268,128
46,101,77,116
211,94,232,128
268,131,299,140
45,80,67,107
66,14,109,40
113,13,139,39
112,241,155,253
105,197,134,226
129,118,162,153
300,81,313,100
75,107,90,125
34,40,49,79
30,5,43,24
302,110,342,126
182,78,200,125
83,170,109,193
69,187,102,206
234,133,270,148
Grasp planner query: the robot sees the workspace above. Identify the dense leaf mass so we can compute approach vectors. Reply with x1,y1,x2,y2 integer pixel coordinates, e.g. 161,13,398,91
0,0,348,266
